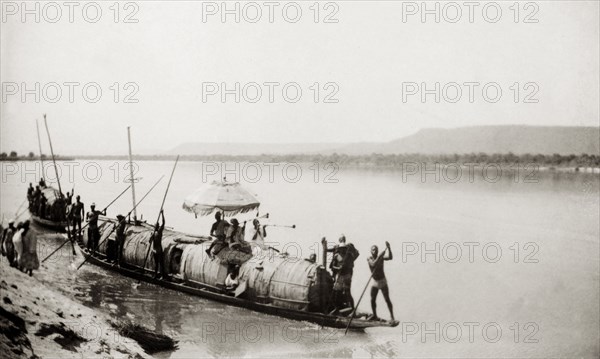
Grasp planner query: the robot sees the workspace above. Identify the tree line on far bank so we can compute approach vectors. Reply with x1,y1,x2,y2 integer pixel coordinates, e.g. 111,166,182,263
65,152,600,168
0,152,74,161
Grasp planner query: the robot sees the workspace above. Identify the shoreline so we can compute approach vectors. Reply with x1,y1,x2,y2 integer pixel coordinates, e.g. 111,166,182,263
0,254,149,359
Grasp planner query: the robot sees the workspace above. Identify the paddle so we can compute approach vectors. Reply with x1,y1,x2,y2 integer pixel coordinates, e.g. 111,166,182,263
76,176,164,270
41,185,132,263
14,206,30,221
139,156,179,281
14,199,27,218
234,280,248,297
343,246,388,335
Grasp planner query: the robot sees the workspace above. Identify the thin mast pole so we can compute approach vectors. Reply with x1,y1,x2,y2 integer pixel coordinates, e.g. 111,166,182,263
127,126,138,223
36,119,45,179
44,114,75,255
43,114,63,196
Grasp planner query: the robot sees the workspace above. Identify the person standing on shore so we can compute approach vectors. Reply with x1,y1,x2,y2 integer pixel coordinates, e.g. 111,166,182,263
20,220,39,276
12,222,24,270
1,220,17,266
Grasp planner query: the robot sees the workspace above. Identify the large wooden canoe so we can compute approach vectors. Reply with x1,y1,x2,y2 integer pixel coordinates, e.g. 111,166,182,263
78,220,398,331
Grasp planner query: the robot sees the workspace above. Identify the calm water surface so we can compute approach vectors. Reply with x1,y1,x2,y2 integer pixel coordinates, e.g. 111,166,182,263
1,160,598,358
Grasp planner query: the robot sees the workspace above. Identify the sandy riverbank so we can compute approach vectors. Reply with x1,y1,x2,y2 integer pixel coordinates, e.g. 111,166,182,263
0,258,149,359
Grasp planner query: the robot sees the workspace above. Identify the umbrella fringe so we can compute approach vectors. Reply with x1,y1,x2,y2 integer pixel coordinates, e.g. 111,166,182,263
182,203,260,217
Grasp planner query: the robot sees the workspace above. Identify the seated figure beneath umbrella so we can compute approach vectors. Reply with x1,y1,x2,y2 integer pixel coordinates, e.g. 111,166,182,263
183,181,260,259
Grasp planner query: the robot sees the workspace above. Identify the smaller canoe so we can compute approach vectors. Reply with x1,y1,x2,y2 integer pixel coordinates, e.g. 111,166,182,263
30,213,68,231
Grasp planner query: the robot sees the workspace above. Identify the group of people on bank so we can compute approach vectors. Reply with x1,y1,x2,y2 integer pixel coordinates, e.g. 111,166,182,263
1,219,39,276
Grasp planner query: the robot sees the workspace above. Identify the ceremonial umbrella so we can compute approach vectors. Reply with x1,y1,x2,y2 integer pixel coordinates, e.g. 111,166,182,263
182,181,260,217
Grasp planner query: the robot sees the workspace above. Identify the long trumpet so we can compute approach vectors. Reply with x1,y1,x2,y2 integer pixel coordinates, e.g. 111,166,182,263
265,223,296,229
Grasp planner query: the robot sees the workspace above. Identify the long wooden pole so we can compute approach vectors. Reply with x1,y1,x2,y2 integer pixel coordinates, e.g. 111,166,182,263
343,247,388,335
43,115,62,195
157,156,179,221
77,176,164,270
35,119,45,180
41,184,131,263
139,156,179,276
43,114,76,255
127,127,138,223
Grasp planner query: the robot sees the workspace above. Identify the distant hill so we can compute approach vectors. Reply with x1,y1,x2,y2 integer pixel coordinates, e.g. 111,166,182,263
332,126,600,155
167,126,600,156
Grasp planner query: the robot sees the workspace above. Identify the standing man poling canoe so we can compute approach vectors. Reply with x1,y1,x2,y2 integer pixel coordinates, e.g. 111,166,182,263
70,195,85,238
150,210,167,278
367,241,395,321
114,214,127,265
86,203,106,253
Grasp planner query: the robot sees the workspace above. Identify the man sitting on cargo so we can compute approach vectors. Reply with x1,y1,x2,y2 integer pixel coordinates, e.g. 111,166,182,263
226,218,244,247
206,212,229,259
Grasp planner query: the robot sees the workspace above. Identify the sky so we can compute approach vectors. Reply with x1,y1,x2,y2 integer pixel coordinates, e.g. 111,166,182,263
1,1,599,155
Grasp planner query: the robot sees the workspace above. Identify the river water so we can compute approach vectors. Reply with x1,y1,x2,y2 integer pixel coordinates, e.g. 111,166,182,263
1,160,598,358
